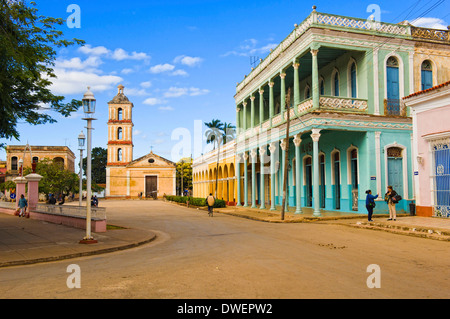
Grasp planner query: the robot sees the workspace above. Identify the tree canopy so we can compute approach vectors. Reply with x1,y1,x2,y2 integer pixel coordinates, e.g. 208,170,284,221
0,0,84,144
24,158,79,196
82,147,107,184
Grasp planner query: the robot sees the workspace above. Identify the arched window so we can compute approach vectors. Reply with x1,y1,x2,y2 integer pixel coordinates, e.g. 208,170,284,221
32,157,39,164
387,146,404,197
304,156,313,207
319,78,325,95
421,60,433,91
305,85,311,99
332,151,341,210
11,156,18,171
386,56,400,115
117,149,123,162
333,71,340,96
117,127,123,140
350,62,357,98
118,108,123,121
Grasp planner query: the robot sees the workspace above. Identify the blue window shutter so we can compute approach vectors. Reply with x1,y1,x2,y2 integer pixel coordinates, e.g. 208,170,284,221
421,70,433,90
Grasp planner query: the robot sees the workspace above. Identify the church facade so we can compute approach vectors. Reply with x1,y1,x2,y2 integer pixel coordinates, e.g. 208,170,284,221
105,85,176,199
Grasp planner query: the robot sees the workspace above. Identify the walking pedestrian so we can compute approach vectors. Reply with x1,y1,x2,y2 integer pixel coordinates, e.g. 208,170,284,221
18,194,28,217
385,186,398,221
365,190,378,222
206,193,215,217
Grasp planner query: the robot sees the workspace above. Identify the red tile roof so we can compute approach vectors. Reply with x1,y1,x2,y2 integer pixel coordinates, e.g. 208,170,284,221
403,80,450,100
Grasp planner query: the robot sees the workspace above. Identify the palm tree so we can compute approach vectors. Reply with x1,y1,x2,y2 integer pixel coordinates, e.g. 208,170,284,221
205,119,225,198
204,119,223,150
222,122,236,145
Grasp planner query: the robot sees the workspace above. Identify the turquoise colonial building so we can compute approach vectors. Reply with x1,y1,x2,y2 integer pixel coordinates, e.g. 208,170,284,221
233,7,450,215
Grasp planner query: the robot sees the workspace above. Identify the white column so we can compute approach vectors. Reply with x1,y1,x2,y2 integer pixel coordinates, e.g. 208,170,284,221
280,139,288,211
259,145,266,209
311,129,321,217
373,48,380,115
250,148,258,208
269,142,277,211
243,152,249,207
236,153,241,206
294,134,302,214
375,131,382,197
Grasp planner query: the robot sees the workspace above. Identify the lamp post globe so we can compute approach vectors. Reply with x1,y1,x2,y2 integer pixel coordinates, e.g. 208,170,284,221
78,131,86,148
82,87,96,115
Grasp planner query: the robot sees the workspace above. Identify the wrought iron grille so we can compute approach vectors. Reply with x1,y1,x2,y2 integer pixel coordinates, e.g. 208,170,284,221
432,143,450,218
384,99,406,116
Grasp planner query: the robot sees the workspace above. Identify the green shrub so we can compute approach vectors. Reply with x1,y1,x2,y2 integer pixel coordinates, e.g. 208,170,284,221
165,195,226,208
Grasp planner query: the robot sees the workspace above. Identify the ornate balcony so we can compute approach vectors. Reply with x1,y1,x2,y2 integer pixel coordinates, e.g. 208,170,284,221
384,99,407,117
286,96,368,120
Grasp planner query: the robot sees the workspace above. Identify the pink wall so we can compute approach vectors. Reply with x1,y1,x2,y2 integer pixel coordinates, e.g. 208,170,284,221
416,105,450,207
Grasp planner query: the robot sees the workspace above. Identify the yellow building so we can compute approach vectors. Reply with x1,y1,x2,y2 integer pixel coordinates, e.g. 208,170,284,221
192,141,238,205
105,85,176,199
5,145,75,180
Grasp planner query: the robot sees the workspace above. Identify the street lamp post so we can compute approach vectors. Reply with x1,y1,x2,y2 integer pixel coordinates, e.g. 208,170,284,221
78,131,86,207
80,87,97,244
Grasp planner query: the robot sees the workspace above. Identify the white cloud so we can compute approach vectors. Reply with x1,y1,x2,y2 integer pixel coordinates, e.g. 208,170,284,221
170,69,189,77
55,56,103,71
149,63,176,74
189,87,210,96
221,38,278,57
78,44,110,56
158,106,174,111
174,55,203,67
121,68,135,74
49,68,123,95
143,97,167,105
133,129,142,136
112,48,150,61
140,81,152,88
164,87,189,98
411,17,447,30
164,87,210,98
125,88,151,96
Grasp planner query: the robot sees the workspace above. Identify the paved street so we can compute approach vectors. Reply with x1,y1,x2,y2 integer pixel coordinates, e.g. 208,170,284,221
0,200,449,299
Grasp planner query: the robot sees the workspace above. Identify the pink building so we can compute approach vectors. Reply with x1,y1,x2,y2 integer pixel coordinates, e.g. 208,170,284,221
404,81,450,218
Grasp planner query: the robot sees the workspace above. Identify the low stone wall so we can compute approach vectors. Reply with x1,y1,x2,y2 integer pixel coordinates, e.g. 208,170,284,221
0,203,107,233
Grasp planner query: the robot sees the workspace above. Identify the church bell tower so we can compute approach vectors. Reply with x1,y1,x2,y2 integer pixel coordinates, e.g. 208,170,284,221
107,84,133,165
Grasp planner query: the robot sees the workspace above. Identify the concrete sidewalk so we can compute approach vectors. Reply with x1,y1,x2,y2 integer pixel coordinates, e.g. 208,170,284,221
0,213,156,268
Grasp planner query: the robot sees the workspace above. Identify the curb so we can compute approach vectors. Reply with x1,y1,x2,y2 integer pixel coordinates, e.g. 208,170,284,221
343,221,450,241
0,231,157,269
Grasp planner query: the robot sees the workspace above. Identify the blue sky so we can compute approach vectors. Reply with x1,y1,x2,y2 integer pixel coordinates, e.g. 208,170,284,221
1,0,449,167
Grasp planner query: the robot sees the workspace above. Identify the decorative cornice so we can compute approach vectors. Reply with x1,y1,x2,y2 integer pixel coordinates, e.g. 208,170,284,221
107,162,130,167
108,120,133,124
108,141,133,146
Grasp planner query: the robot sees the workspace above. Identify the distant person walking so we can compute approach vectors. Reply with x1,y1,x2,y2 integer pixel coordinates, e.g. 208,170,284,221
385,186,398,221
18,194,28,217
206,193,215,217
365,190,378,222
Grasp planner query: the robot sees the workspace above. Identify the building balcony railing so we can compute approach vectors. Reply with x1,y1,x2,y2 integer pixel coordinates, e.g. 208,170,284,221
241,96,368,138
289,96,368,118
384,99,407,117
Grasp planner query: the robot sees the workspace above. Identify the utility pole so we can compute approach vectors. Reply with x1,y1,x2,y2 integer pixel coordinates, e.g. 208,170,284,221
281,88,291,221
